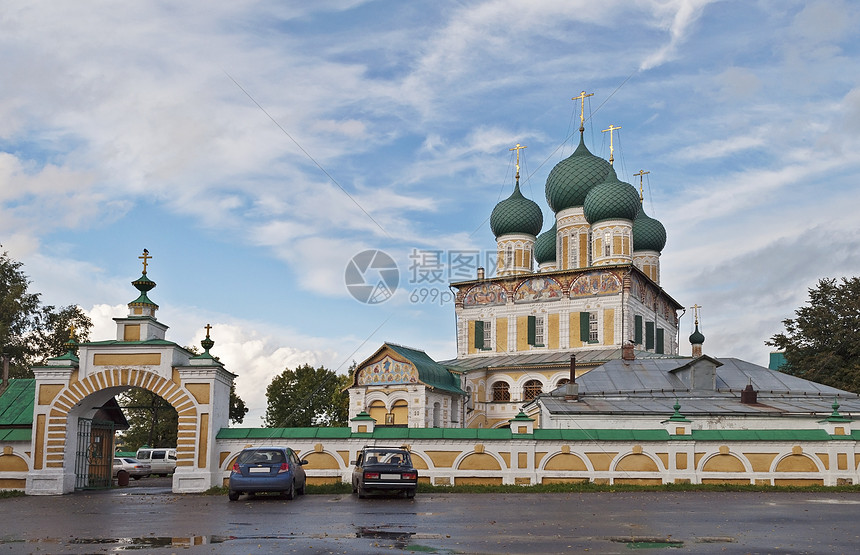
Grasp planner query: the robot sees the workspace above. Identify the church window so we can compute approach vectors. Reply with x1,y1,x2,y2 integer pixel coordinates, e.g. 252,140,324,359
505,244,513,270
604,231,611,256
634,314,643,345
492,381,510,402
587,230,592,265
556,378,570,388
589,312,598,343
523,379,543,401
527,315,544,347
474,320,492,350
569,238,578,269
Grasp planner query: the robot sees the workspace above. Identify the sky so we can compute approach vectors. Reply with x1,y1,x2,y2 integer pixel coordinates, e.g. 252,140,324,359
2,0,860,425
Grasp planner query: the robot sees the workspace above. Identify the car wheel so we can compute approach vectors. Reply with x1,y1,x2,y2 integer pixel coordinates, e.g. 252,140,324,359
228,490,240,501
357,484,366,499
296,480,305,496
284,480,295,500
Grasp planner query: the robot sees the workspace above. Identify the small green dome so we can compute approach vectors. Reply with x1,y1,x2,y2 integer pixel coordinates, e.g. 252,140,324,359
534,222,557,264
583,171,641,224
689,324,705,345
490,182,543,238
545,135,613,213
632,205,667,252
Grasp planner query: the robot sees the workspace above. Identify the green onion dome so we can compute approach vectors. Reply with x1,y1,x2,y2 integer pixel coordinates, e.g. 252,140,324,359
534,221,557,264
490,182,544,238
689,324,705,345
545,135,613,213
583,170,641,224
632,205,667,252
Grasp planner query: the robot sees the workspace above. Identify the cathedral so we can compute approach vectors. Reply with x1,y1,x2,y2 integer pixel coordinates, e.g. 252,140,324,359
348,97,683,429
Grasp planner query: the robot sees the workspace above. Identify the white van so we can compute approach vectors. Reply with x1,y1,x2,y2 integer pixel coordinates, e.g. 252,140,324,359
135,447,177,476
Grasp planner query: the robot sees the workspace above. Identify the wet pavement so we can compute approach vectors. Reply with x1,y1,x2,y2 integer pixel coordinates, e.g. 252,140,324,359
2,479,860,553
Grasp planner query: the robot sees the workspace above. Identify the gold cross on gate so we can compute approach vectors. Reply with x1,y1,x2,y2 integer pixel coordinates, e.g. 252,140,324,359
572,91,594,132
633,169,650,201
139,249,151,274
204,324,212,338
602,124,622,165
68,323,76,340
509,143,527,179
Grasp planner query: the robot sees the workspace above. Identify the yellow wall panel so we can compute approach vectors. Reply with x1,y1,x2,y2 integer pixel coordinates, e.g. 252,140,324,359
93,353,161,366
569,313,583,348
123,324,141,341
585,452,617,471
496,317,508,352
603,308,615,346
468,320,476,354
516,316,528,352
548,313,559,349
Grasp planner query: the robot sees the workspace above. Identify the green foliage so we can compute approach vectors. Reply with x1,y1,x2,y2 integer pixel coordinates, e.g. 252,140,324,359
0,251,92,378
767,277,860,392
229,383,248,424
264,363,350,427
117,389,178,450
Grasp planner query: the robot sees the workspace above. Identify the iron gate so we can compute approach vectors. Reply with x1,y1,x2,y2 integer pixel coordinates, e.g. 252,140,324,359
74,418,115,489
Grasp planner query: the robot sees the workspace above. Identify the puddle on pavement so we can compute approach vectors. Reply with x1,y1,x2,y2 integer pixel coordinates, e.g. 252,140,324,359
356,526,416,550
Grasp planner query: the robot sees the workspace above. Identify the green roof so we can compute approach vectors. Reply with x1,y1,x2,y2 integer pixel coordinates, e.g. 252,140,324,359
632,204,667,252
386,343,466,395
686,429,832,441
545,135,613,213
0,379,35,427
583,173,641,224
490,181,543,237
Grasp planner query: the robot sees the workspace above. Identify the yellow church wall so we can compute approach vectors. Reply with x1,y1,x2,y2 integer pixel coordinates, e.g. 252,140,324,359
302,451,340,470
561,235,569,268
615,454,659,472
411,453,429,470
586,452,617,471
455,477,503,485
675,453,687,470
548,313,559,349
38,384,63,406
516,316,528,351
459,453,502,471
579,233,588,268
613,236,622,255
497,451,510,467
702,454,745,472
93,353,161,366
496,317,508,352
468,320,476,354
622,235,630,256
838,453,848,470
775,455,818,473
774,478,824,486
655,453,669,468
185,383,211,405
0,454,28,471
614,478,662,485
815,453,829,470
544,453,588,471
603,308,614,345
701,478,751,485
745,453,778,472
569,313,583,348
426,451,460,468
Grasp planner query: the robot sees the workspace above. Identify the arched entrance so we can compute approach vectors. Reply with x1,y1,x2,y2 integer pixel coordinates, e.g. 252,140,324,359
25,254,234,495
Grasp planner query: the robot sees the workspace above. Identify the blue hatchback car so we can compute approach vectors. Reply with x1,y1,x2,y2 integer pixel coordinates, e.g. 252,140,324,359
228,447,308,501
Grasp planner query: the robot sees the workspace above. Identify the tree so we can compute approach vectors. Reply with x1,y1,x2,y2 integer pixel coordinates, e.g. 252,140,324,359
0,250,92,378
767,277,860,392
264,363,350,428
118,389,178,450
229,383,249,424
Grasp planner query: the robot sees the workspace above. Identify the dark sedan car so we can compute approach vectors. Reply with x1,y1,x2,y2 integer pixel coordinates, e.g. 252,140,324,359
228,447,308,501
352,446,418,498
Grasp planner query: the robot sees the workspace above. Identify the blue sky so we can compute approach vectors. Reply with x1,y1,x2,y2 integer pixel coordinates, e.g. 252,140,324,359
3,0,860,424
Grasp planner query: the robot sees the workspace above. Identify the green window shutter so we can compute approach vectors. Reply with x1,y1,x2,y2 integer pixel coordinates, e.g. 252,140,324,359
475,320,484,349
645,321,655,350
527,315,536,346
580,312,590,342
634,315,643,345
656,328,664,354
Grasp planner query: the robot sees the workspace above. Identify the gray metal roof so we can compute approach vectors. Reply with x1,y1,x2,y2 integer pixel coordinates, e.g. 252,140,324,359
537,356,860,417
440,348,679,372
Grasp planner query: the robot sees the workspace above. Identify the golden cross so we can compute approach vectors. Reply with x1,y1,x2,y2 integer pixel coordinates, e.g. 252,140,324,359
509,143,527,180
139,249,151,274
602,124,622,165
68,323,76,340
572,91,594,132
633,169,650,201
691,304,702,324
204,323,212,338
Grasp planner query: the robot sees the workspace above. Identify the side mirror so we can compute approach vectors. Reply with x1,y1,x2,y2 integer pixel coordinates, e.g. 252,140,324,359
300,459,309,465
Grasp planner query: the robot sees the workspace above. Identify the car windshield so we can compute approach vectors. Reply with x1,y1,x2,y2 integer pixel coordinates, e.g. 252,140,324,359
363,449,410,465
237,449,286,464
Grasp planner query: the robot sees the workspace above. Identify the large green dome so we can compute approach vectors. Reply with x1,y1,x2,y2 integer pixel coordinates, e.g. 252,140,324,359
490,182,543,238
545,135,613,213
632,205,667,252
534,222,557,264
583,171,641,224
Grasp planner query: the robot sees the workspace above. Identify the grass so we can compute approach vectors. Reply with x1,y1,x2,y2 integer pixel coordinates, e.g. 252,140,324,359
0,490,26,499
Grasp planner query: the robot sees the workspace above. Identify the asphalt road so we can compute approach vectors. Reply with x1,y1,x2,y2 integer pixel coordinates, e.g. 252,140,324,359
1,478,859,553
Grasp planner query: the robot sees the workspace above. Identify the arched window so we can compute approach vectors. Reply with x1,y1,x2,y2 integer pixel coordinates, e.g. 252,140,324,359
433,402,441,427
491,382,510,402
556,378,570,389
523,379,543,401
